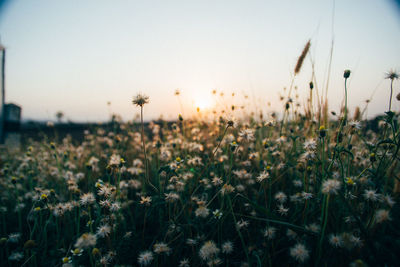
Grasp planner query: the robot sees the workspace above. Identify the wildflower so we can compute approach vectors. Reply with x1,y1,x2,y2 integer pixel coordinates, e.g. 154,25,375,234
96,224,111,238
23,240,36,250
263,226,277,240
349,120,362,130
8,233,21,243
199,241,220,261
363,189,380,201
329,234,343,248
277,205,289,216
153,242,171,255
374,209,391,224
289,243,310,263
345,177,355,186
274,192,287,203
92,247,100,256
186,238,198,246
79,193,96,206
256,170,270,183
165,192,180,203
344,69,351,79
100,256,111,266
303,139,316,150
293,180,303,187
321,179,341,195
230,141,239,152
212,209,223,219
98,185,112,198
385,69,399,80
71,248,83,256
132,93,150,107
179,258,190,267
221,241,234,254
238,129,255,142
195,206,210,218
62,257,72,264
212,177,223,186
301,192,313,200
381,194,395,207
306,223,320,233
369,153,376,162
138,250,154,266
140,196,152,206
349,235,363,248
175,157,184,164
9,252,24,261
236,219,249,230
319,125,326,138
220,184,235,195
110,202,121,212
40,193,48,201
109,154,121,166
75,233,97,249
207,258,222,266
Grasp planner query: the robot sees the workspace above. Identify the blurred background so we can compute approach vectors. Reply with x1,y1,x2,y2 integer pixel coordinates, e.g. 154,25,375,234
0,0,399,123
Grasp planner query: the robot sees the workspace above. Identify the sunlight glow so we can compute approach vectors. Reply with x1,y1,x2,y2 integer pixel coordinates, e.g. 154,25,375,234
193,92,213,111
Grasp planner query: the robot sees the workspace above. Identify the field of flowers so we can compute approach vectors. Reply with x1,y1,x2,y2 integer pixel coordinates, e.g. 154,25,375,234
1,70,400,267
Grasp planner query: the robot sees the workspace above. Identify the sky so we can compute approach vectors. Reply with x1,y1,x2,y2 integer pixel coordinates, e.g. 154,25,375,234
0,0,399,122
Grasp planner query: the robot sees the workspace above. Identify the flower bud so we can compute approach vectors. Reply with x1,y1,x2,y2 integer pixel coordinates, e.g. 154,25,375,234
344,70,351,79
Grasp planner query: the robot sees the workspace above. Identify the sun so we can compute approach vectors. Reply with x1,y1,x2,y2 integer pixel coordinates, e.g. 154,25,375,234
193,93,213,111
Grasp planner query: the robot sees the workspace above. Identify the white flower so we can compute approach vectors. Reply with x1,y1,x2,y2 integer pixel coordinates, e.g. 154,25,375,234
236,219,249,230
96,224,111,238
110,202,121,212
8,252,24,261
179,258,190,267
301,192,313,200
153,242,171,255
363,189,380,201
329,234,343,248
74,233,97,249
8,232,21,243
165,192,180,203
212,209,223,219
221,241,234,254
195,206,210,218
374,209,391,224
289,243,309,263
274,192,287,203
381,194,395,207
305,223,320,233
303,139,317,150
199,241,220,261
109,154,121,166
256,170,270,182
321,179,341,195
263,226,277,240
277,205,289,216
79,193,96,206
238,129,255,142
138,251,154,266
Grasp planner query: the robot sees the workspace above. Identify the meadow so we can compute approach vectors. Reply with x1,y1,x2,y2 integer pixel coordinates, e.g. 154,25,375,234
1,65,400,266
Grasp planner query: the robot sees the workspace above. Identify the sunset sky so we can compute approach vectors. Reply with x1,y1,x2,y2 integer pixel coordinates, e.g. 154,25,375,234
0,0,399,122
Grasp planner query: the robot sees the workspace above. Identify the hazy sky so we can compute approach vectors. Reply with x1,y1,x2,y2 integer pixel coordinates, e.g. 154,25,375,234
0,0,399,122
